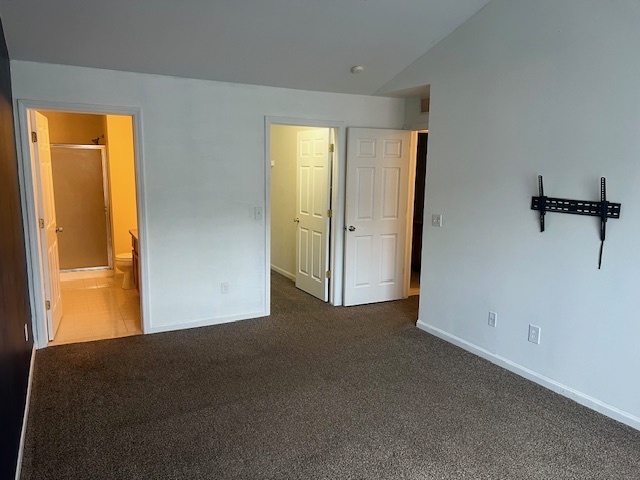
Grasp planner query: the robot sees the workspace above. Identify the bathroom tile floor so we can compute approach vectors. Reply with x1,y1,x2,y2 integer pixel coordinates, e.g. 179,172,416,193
49,275,142,346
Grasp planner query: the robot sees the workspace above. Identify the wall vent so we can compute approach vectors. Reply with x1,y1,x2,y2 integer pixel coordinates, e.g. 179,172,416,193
420,97,430,114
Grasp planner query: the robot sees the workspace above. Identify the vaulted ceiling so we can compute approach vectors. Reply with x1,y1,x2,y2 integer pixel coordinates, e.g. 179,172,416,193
0,0,489,96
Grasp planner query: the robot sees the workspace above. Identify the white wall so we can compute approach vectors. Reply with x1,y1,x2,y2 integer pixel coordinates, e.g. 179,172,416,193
269,125,319,280
380,0,640,429
12,61,404,332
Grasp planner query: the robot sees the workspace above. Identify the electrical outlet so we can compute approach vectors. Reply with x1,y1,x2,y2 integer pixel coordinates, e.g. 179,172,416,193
488,311,497,327
221,282,229,294
528,325,541,344
431,214,443,227
24,324,29,342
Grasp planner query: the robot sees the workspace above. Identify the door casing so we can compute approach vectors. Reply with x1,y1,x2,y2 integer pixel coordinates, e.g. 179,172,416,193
14,100,149,348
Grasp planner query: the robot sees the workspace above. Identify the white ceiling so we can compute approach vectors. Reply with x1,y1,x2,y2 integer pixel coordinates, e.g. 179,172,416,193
0,0,489,96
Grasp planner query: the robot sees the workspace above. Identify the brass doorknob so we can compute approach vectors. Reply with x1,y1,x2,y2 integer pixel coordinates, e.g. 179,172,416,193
348,226,356,232
55,226,64,233
293,218,300,223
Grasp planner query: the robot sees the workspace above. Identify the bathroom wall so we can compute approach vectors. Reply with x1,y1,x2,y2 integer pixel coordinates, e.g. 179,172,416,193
269,125,319,279
104,115,138,257
40,111,104,144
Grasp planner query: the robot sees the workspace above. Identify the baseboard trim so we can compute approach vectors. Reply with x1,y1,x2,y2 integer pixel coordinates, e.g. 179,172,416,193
416,320,640,431
15,344,36,480
270,265,295,281
147,310,266,335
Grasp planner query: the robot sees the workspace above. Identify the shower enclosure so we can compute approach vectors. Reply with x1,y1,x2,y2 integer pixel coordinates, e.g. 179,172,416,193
50,145,112,271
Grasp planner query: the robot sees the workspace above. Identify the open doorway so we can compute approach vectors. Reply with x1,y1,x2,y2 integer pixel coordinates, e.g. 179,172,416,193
24,109,142,346
408,131,428,296
269,123,335,303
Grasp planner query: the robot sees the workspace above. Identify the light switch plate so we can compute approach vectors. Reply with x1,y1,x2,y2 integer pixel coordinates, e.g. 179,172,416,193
488,311,497,327
254,207,263,220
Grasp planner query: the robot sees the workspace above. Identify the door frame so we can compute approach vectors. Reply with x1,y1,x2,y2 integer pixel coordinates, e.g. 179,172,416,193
404,131,419,298
14,100,149,348
404,129,429,298
51,144,114,271
264,116,346,313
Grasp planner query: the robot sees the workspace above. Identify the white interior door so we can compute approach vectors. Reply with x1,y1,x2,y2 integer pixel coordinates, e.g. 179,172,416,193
295,128,331,301
30,111,63,340
344,128,411,306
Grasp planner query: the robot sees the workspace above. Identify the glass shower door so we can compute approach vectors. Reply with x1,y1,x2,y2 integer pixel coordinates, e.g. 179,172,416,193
50,145,112,270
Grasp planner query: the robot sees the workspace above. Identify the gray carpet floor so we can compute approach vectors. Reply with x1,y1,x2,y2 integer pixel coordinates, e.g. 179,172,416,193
21,273,640,479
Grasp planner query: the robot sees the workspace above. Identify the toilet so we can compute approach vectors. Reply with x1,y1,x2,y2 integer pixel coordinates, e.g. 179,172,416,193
114,252,134,289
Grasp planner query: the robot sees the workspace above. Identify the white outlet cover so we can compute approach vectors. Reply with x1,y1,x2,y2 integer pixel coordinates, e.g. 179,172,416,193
432,214,443,227
528,325,541,344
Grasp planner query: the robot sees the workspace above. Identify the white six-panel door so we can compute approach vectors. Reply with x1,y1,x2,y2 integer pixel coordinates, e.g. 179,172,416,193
344,128,411,306
30,111,64,340
295,128,331,301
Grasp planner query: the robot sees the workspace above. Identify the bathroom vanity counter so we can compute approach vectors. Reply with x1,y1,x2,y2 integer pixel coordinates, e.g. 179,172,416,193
129,229,139,290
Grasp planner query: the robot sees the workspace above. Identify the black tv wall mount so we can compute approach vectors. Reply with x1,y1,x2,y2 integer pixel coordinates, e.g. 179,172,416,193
530,175,621,269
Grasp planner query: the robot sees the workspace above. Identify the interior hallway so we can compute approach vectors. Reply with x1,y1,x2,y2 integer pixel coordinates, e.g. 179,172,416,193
21,273,640,479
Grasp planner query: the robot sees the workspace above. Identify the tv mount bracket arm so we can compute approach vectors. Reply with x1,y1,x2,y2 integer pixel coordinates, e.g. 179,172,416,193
530,176,621,269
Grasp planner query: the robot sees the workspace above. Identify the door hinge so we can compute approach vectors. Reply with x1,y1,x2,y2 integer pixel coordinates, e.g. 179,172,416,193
45,300,51,311
327,209,332,218
326,270,331,279
31,131,37,143
39,218,44,229
328,143,335,153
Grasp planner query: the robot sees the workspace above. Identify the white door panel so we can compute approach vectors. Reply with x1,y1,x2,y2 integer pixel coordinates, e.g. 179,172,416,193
344,128,411,306
295,128,330,301
30,111,63,340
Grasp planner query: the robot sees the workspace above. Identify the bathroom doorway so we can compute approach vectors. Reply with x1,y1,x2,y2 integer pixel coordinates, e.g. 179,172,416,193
19,106,144,347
